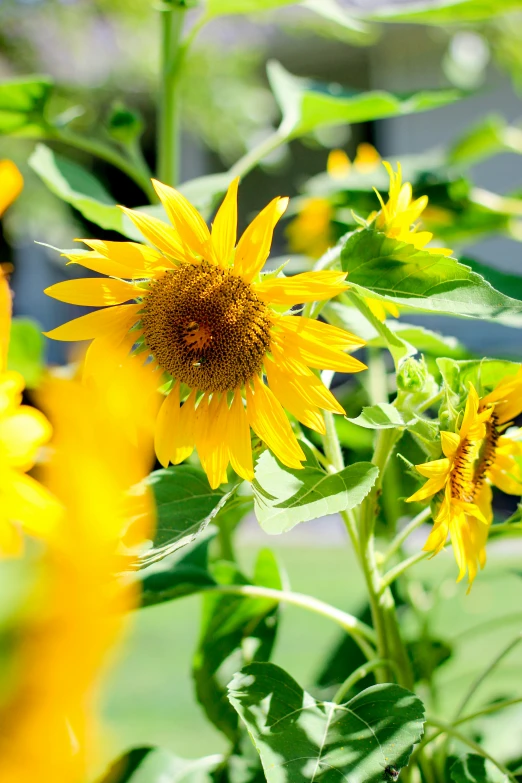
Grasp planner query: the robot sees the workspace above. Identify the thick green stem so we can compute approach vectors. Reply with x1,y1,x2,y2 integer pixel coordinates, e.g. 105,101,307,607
158,5,186,185
229,130,285,180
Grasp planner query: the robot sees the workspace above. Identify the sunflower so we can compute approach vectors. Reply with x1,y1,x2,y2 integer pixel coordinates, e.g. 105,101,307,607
44,178,366,489
0,167,60,555
407,372,522,589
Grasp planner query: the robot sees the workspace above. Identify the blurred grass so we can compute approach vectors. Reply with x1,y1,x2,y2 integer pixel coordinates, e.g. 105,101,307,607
100,539,522,770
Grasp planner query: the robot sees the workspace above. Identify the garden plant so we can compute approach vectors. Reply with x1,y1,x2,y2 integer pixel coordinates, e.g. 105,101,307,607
1,1,522,782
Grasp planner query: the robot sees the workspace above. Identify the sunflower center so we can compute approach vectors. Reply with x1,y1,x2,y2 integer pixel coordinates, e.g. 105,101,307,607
451,412,499,503
140,261,272,393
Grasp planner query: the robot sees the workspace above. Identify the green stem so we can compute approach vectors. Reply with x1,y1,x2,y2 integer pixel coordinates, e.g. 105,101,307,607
333,658,397,704
426,719,517,783
453,632,522,720
488,521,522,537
51,129,157,202
383,507,431,565
158,4,186,185
229,130,286,180
206,584,377,656
380,551,430,593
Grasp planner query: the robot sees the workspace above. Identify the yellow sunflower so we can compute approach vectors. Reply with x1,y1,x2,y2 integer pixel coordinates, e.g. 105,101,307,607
407,372,522,589
44,178,366,489
0,167,60,555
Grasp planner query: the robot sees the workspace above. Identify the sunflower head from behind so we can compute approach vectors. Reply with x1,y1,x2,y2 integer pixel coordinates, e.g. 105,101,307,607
44,178,367,489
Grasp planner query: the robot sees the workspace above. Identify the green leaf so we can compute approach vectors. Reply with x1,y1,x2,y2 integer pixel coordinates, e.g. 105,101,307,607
206,0,299,18
253,444,378,534
299,0,376,45
368,0,522,24
193,551,282,742
97,747,223,783
106,101,143,146
228,662,426,783
449,116,522,167
463,256,522,303
340,229,522,324
267,61,461,140
7,318,44,389
0,76,53,136
348,403,405,429
139,534,216,608
450,754,508,783
436,358,521,397
389,324,469,360
133,465,231,567
28,143,134,236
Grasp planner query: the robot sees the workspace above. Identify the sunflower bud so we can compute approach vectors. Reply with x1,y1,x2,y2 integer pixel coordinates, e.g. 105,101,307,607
397,357,430,393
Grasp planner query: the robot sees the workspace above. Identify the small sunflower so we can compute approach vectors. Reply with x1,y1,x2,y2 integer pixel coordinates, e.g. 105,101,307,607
407,372,522,589
44,178,366,489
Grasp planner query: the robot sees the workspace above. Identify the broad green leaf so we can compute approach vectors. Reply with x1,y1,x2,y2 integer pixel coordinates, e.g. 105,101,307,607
206,0,299,18
368,0,522,24
299,0,376,45
253,444,378,534
267,61,461,139
228,662,426,783
340,229,522,324
133,465,231,567
436,358,521,398
450,754,508,783
7,318,44,388
0,77,53,136
348,403,405,430
449,116,522,167
193,551,282,742
98,747,223,783
389,324,469,360
463,257,522,303
28,143,134,236
139,534,216,608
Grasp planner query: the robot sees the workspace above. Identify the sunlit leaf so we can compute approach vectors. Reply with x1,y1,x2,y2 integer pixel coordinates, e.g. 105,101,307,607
348,403,405,429
228,662,426,783
341,229,522,324
28,143,135,235
449,116,522,167
253,443,378,534
267,60,461,139
450,754,508,783
368,0,522,24
7,318,44,389
98,747,223,783
134,465,232,567
0,77,53,136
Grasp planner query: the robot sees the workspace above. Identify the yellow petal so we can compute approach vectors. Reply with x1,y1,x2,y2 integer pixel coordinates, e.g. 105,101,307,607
0,513,23,557
0,268,12,372
152,179,211,259
365,297,387,322
423,500,450,555
273,318,366,374
197,394,229,489
354,143,380,172
227,390,254,482
440,431,460,459
234,196,289,282
415,458,450,479
154,384,181,468
254,271,348,305
44,303,141,341
459,383,479,440
406,473,448,503
63,251,147,280
78,239,165,270
270,344,345,414
265,355,325,433
246,375,305,469
0,159,23,217
211,177,239,268
277,315,365,348
44,278,138,307
327,149,351,179
3,471,62,540
488,465,522,495
0,406,52,471
481,367,522,424
171,389,197,464
120,206,187,259
0,371,24,415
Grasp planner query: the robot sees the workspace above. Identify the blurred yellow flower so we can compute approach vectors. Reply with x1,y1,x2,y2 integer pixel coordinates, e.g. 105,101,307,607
0,159,23,218
373,162,452,256
0,180,60,555
44,178,366,489
287,144,382,259
0,348,157,782
407,372,522,590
